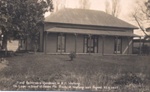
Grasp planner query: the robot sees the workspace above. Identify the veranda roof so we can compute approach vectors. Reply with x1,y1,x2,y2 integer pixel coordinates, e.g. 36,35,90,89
46,27,139,37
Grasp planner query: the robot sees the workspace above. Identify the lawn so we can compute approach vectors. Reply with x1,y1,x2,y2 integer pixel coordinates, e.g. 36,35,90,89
0,53,150,91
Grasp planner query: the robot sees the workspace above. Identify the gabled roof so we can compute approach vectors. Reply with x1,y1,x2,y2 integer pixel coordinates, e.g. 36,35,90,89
45,8,138,29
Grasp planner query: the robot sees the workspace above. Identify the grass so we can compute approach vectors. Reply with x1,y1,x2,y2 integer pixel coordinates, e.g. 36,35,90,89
0,53,150,91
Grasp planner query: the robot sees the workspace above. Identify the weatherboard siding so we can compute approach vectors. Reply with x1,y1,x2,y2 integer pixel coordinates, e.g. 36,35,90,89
44,33,84,54
44,33,134,54
76,35,84,53
129,39,133,54
103,36,115,55
122,37,129,54
46,33,57,53
43,23,135,54
66,34,75,53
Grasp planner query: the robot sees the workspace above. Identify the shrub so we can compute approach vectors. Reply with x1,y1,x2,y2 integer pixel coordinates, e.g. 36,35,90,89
69,52,76,61
114,72,143,85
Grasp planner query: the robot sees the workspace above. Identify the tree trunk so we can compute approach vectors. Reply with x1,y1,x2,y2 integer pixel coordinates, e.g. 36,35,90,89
2,34,8,56
33,42,38,54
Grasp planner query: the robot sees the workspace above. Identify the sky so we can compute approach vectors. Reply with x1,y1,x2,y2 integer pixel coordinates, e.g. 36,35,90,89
70,0,138,21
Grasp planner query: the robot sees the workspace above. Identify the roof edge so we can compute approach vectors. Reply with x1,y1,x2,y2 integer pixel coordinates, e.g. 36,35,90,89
44,22,138,29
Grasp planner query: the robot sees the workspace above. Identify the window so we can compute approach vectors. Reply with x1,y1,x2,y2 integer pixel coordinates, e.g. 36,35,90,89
57,34,66,52
114,37,122,54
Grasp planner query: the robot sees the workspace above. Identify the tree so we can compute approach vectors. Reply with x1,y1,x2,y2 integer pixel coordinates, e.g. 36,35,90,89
53,0,66,12
111,0,121,17
105,0,111,15
145,0,150,18
131,0,148,36
105,0,121,17
79,0,91,9
0,0,53,54
131,0,150,54
144,0,150,41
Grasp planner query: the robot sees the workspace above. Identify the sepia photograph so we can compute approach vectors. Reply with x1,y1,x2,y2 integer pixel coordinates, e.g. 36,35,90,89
0,0,150,91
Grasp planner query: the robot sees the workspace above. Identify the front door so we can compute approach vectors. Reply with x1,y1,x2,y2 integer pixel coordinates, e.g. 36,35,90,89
84,36,98,53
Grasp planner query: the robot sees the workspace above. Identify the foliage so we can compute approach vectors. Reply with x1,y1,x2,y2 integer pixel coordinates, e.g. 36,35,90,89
53,0,66,12
114,72,143,85
79,0,91,9
131,0,150,36
131,0,148,35
145,0,150,18
0,0,53,51
105,0,121,17
69,51,76,61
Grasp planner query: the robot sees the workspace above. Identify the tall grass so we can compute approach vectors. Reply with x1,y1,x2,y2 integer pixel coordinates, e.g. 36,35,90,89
0,54,150,91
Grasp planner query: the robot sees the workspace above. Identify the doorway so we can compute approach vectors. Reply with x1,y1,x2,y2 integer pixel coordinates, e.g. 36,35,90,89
84,36,98,53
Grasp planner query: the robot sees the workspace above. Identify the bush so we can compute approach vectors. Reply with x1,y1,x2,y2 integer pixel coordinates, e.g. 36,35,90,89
114,73,143,85
69,52,76,61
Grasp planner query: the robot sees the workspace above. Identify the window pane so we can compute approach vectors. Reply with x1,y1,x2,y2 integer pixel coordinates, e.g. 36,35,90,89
114,38,121,54
91,39,94,47
84,37,87,53
58,36,61,50
114,39,117,51
62,36,65,49
57,35,65,52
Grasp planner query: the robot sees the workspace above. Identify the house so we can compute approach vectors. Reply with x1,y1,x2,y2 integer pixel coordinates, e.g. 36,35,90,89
24,8,139,55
